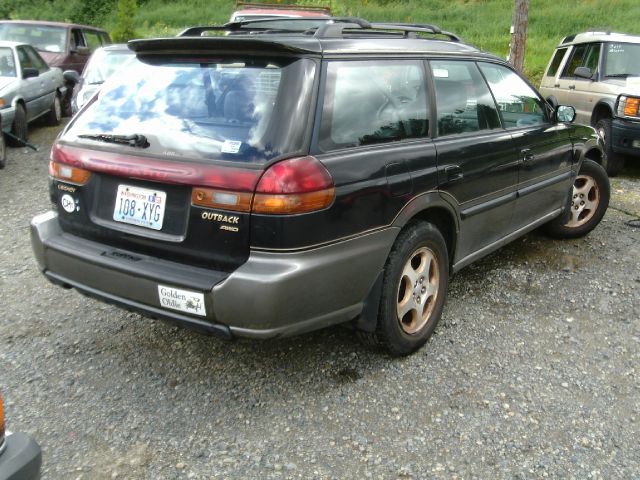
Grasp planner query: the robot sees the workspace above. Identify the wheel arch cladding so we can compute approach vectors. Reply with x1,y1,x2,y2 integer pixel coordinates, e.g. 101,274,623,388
591,100,613,125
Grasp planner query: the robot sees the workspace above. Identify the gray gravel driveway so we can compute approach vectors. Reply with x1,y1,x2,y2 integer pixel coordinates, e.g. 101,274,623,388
1,123,639,479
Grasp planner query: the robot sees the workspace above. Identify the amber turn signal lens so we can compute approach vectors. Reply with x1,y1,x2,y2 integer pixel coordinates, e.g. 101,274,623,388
623,97,640,117
0,392,5,442
49,161,92,185
191,187,252,213
253,188,335,214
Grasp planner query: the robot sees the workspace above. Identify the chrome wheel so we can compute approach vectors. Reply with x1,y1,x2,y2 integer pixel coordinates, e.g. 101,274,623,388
567,174,600,228
396,246,440,334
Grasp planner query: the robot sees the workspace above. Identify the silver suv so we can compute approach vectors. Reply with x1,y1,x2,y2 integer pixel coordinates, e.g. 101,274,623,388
540,31,640,175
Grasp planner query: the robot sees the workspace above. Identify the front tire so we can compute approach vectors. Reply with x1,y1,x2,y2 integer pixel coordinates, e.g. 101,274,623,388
543,159,610,239
359,222,449,356
595,118,625,176
9,103,27,147
45,94,62,126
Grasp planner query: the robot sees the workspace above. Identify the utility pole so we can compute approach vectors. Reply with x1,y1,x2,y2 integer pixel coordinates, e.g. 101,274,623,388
508,0,529,73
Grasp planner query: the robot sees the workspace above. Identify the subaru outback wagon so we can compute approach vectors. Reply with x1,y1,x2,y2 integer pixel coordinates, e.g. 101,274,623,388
31,19,609,356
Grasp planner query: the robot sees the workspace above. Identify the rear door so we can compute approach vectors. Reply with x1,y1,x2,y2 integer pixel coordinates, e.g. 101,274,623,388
431,60,519,263
539,46,569,102
479,62,574,230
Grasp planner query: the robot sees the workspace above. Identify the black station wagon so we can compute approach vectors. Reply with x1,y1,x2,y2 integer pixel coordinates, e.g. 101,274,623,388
31,19,609,355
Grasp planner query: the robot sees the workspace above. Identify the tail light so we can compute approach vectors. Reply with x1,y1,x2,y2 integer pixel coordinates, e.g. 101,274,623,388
49,161,92,185
252,156,335,214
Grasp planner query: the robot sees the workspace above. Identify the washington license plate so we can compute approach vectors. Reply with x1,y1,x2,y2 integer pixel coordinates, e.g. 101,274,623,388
113,184,166,230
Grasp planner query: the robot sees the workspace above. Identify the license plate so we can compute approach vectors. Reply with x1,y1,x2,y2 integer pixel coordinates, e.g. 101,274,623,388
113,184,166,230
158,285,206,317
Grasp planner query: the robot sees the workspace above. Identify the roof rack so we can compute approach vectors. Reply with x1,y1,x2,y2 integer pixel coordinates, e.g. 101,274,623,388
177,17,461,43
315,21,461,42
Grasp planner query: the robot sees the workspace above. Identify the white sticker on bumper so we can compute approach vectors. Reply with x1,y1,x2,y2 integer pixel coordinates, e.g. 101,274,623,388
158,285,206,317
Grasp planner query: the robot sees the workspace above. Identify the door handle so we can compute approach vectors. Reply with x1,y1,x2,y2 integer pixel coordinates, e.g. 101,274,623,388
569,84,576,90
521,148,535,166
445,165,463,182
554,83,560,87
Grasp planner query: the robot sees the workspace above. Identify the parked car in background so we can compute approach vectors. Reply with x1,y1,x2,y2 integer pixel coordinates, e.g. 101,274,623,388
0,41,65,146
32,20,609,356
0,392,42,480
0,20,111,116
66,44,137,114
540,31,640,175
229,1,331,22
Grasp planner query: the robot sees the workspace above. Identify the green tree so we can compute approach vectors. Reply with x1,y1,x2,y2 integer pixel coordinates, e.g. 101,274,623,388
111,0,138,42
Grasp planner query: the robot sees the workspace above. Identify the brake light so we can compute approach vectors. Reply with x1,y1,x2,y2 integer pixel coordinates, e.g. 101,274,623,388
192,188,253,213
252,156,335,214
49,160,92,185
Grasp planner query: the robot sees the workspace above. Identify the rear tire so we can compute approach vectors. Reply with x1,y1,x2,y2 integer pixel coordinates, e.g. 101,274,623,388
45,94,62,126
9,103,27,147
543,159,610,239
595,118,625,176
358,222,449,356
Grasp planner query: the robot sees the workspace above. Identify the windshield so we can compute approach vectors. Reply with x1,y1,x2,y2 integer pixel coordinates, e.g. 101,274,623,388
65,56,316,164
603,42,640,77
84,48,137,85
0,24,67,53
0,47,16,77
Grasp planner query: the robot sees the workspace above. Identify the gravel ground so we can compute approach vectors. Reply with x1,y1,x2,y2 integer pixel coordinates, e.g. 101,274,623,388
1,123,639,479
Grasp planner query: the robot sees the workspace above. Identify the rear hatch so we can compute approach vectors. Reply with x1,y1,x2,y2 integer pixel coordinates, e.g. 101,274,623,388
50,38,319,271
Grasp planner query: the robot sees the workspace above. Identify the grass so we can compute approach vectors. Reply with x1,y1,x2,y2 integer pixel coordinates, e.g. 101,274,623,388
8,0,640,84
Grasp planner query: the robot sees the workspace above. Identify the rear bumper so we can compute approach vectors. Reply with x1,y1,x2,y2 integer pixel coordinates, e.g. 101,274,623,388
0,432,42,480
31,211,396,338
611,118,640,158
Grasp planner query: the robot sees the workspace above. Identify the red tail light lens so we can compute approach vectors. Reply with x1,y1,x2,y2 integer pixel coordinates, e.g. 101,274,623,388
253,156,335,214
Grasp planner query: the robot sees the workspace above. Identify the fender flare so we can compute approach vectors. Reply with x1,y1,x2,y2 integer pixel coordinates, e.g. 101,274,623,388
590,99,615,125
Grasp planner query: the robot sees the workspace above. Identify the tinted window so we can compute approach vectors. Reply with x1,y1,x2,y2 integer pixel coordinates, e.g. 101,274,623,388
83,48,136,85
0,24,67,53
0,47,16,77
562,43,600,77
546,47,567,77
431,60,501,136
479,63,548,128
319,60,428,151
65,57,316,164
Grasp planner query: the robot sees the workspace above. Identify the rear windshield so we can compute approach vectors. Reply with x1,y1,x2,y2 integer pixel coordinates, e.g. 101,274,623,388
83,48,136,85
0,24,67,53
65,56,316,164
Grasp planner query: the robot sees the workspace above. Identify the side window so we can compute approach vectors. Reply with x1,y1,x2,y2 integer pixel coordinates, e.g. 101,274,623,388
319,60,428,151
16,46,33,71
431,60,501,136
83,30,102,52
479,63,549,128
561,43,600,77
71,29,86,50
24,46,49,73
545,47,567,77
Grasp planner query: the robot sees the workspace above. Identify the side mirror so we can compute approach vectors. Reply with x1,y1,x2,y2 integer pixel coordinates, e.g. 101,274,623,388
574,66,594,80
556,105,576,123
22,67,39,79
63,70,80,85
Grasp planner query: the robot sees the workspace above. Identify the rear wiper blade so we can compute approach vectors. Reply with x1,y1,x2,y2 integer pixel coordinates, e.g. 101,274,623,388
78,133,149,148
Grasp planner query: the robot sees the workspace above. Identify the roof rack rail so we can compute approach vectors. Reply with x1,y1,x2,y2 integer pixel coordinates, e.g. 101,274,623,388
314,20,461,42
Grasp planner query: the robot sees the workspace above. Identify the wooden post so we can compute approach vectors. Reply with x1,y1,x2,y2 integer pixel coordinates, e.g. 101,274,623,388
509,0,529,73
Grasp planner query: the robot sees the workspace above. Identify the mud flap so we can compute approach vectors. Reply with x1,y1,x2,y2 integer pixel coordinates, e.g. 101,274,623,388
353,271,383,333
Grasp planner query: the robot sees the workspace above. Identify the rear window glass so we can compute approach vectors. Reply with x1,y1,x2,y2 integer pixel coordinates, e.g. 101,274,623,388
65,56,316,164
0,24,67,53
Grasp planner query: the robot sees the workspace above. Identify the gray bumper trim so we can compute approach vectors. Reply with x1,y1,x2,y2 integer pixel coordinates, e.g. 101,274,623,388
0,432,42,480
31,211,398,338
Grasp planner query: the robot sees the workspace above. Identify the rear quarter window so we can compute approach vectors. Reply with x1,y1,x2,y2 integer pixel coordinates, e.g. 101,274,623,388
318,60,429,151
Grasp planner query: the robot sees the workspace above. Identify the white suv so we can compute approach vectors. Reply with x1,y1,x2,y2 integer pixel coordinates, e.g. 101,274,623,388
540,31,640,175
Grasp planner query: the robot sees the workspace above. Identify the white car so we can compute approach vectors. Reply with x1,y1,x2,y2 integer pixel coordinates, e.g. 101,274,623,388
0,40,66,146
